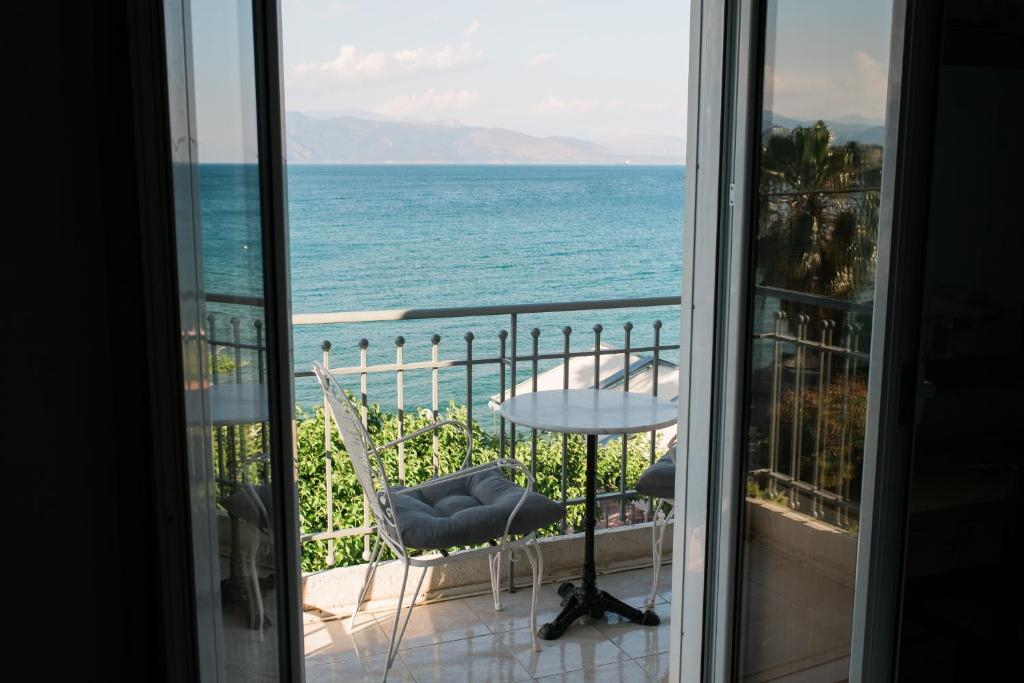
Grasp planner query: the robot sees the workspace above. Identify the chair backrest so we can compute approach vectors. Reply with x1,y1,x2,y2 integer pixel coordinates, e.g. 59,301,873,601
313,362,405,556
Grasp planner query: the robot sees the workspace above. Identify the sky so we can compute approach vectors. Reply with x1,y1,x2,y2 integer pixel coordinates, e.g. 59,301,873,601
763,0,893,123
189,0,895,162
278,0,691,143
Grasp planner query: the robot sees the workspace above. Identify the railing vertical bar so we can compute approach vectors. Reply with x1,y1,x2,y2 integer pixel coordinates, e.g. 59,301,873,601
209,314,225,491
498,330,508,459
648,320,661,522
593,324,602,527
396,336,406,485
789,314,808,508
255,320,268,482
560,326,571,533
838,323,853,527
230,317,242,487
619,322,633,524
431,334,440,476
510,314,518,463
846,324,861,521
530,328,540,487
823,321,835,518
768,312,784,496
359,338,370,560
812,320,828,519
465,332,474,467
322,340,334,565
508,313,517,593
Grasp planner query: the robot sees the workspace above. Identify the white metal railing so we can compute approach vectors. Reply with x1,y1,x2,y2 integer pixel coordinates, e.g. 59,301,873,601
205,286,870,571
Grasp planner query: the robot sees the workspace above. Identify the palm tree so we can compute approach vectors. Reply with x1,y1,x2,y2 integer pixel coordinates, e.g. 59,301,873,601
756,121,880,305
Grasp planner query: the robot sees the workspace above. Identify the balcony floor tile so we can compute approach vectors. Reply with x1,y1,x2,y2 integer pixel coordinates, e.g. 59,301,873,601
372,597,492,650
592,601,672,659
302,566,671,681
534,658,657,682
636,652,671,683
305,652,418,683
398,632,534,683
303,615,394,661
495,623,628,679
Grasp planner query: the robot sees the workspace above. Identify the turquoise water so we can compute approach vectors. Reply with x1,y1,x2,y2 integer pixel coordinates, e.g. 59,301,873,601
201,164,685,416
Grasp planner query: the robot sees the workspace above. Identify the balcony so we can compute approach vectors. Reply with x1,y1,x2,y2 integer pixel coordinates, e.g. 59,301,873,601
208,290,865,681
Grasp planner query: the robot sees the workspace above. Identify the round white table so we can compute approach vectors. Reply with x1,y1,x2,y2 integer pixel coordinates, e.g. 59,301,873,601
500,389,677,640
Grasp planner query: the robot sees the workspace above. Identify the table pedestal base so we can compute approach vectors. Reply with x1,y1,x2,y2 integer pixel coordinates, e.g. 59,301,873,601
538,581,659,640
537,433,660,640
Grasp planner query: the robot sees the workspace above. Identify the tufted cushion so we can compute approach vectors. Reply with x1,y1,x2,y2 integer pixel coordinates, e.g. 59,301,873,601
636,447,676,499
391,469,563,550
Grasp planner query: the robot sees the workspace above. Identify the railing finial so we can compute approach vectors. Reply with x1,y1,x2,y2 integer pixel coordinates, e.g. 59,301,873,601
464,331,475,342
321,339,332,352
358,338,369,349
395,335,405,347
431,333,441,344
653,319,662,330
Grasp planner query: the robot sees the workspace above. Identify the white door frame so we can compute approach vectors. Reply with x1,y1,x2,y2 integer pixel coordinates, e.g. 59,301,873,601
670,0,734,679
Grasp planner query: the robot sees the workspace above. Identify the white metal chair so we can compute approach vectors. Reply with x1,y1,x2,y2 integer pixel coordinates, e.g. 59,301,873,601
314,362,560,681
635,445,676,608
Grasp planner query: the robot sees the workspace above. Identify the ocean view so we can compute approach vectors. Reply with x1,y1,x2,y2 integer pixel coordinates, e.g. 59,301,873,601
201,164,685,415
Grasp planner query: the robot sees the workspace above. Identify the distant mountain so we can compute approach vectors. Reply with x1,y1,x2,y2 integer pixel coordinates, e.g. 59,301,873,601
763,112,886,146
285,112,685,164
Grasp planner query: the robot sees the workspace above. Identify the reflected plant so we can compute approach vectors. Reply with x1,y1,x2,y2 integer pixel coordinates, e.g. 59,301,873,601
777,376,868,500
757,121,881,308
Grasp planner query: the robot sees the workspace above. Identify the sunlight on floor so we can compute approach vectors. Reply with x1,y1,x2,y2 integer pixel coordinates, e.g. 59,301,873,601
303,566,672,683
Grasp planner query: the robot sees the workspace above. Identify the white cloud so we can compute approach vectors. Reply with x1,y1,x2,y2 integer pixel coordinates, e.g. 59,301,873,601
293,28,481,82
463,19,480,38
534,95,594,113
374,89,480,119
854,51,887,100
528,52,556,67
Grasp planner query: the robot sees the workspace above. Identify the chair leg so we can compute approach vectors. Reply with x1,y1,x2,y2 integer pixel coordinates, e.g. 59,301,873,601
248,550,264,641
348,539,382,633
489,550,502,611
382,562,427,682
520,538,542,652
646,502,674,609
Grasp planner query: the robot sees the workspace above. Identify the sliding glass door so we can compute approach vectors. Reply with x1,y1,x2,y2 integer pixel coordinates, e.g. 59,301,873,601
674,0,902,680
732,1,894,679
162,0,300,680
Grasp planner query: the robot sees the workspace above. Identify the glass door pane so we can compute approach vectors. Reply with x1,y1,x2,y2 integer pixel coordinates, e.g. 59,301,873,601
192,3,278,678
166,0,290,679
734,1,893,679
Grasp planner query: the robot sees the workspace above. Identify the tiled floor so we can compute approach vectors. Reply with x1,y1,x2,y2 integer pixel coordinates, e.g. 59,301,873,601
303,566,673,683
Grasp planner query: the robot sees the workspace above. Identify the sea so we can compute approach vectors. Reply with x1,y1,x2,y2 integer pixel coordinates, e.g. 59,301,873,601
200,164,685,422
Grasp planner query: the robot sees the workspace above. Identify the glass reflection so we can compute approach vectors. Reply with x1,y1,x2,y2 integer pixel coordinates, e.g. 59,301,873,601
735,1,891,680
191,1,278,680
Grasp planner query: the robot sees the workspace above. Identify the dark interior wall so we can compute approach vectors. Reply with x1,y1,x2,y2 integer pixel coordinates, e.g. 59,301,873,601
6,2,170,678
896,1,1024,678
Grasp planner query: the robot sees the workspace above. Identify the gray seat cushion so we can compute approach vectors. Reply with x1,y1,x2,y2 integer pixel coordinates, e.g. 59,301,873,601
391,469,563,550
636,448,676,499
